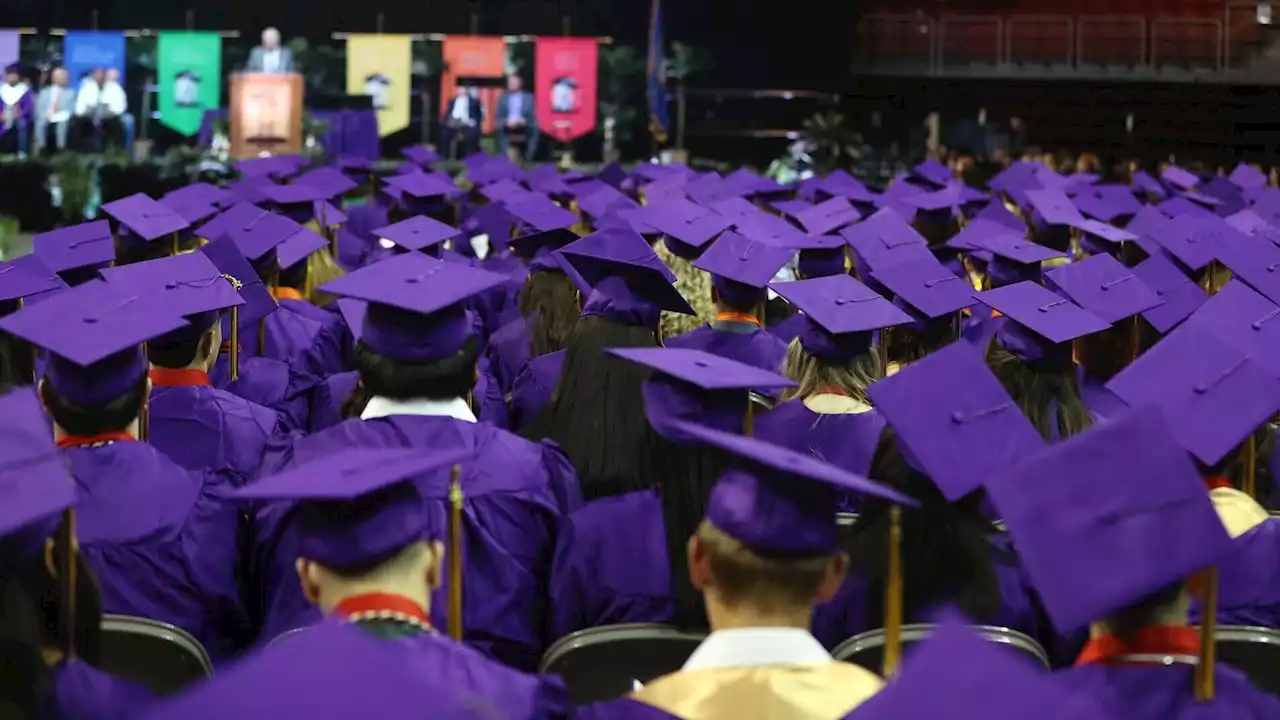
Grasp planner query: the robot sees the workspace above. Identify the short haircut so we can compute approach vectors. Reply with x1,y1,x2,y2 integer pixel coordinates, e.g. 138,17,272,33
697,521,832,613
40,372,147,436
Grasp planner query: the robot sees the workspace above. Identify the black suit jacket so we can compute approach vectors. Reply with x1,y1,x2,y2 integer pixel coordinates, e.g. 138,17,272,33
446,97,484,126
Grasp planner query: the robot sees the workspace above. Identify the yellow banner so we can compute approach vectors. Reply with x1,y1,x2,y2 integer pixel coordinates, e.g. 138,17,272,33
346,34,412,137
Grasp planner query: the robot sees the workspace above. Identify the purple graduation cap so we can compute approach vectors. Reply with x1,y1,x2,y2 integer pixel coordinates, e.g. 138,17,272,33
164,182,235,210
1225,208,1276,238
224,175,278,205
234,155,306,180
978,281,1111,366
871,255,975,319
504,193,578,235
594,162,628,189
706,195,760,221
1024,188,1087,230
197,203,299,268
841,208,931,277
313,200,347,229
734,212,807,248
794,197,861,236
912,158,953,187
0,279,188,405
319,253,507,363
33,220,115,276
277,226,329,270
1045,253,1161,323
468,155,524,186
159,195,221,230
986,161,1039,194
974,200,1026,233
986,404,1232,634
1179,189,1224,210
100,252,245,347
508,228,579,272
1072,189,1143,224
1156,195,1214,219
769,274,913,363
258,182,330,224
557,228,694,329
607,347,796,442
7,255,68,307
1212,227,1280,306
578,185,639,221
641,198,735,260
1075,218,1138,257
1161,164,1200,191
1130,253,1206,334
1107,323,1280,466
334,154,376,177
1131,169,1168,199
371,216,463,254
294,167,360,200
1149,214,1243,272
1125,204,1170,238
478,178,532,205
668,419,915,557
0,387,78,572
0,257,65,306
1229,163,1268,189
383,171,462,215
234,446,469,569
694,231,794,307
791,234,848,278
771,198,814,220
1181,279,1280,379
199,234,278,331
400,145,441,168
867,341,1045,501
850,616,1105,720
100,193,191,244
683,172,742,207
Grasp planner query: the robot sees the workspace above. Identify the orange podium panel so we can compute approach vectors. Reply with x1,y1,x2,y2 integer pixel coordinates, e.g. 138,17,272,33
229,72,305,159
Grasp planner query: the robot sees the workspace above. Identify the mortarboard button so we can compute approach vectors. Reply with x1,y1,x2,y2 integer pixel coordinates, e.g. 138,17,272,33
770,274,913,363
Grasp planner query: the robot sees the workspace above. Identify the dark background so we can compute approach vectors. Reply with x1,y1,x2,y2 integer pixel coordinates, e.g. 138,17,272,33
0,0,861,91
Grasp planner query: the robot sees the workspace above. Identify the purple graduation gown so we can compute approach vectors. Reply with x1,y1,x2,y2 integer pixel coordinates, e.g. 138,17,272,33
510,349,566,430
149,373,286,485
264,298,347,380
665,323,788,376
549,490,670,643
812,533,1050,650
1050,663,1280,719
48,660,155,720
277,297,354,373
488,316,534,397
1079,369,1127,420
962,305,998,348
1192,519,1280,629
767,312,807,346
252,415,581,670
308,364,509,434
574,700,682,720
67,441,248,663
213,355,311,432
754,401,886,513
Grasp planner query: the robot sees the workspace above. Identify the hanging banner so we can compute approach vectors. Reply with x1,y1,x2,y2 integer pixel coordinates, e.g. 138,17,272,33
0,31,20,69
534,37,598,142
63,31,126,90
157,32,222,136
441,35,506,135
346,34,412,137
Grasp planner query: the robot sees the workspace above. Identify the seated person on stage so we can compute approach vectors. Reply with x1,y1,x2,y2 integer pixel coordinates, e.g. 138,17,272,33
170,448,572,717
0,279,248,664
253,252,579,671
100,252,287,487
0,63,32,156
34,66,74,154
440,84,482,158
990,406,1280,719
497,73,538,162
0,389,156,719
586,420,910,720
72,67,126,151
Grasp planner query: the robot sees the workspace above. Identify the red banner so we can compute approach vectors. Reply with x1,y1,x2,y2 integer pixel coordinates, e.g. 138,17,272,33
441,35,506,135
534,37,599,142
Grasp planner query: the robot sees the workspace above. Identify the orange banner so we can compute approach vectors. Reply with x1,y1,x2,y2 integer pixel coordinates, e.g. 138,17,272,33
441,36,506,135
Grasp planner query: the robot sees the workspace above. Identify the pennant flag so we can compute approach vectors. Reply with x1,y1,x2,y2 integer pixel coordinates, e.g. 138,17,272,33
647,0,669,144
157,32,222,136
346,34,413,137
534,37,599,143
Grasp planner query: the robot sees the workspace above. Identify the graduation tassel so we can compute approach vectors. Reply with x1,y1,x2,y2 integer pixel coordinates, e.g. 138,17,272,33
447,463,464,641
1195,566,1219,702
882,505,904,679
258,320,266,357
744,400,755,438
229,308,240,382
56,508,77,661
138,344,149,443
171,232,180,257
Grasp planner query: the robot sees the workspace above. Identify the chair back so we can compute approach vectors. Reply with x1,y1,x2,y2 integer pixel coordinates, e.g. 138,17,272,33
832,623,1050,672
540,623,707,705
98,615,213,695
1215,625,1280,699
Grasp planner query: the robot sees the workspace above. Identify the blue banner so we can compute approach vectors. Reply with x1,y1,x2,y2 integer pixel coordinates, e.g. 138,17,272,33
64,31,126,91
646,0,668,144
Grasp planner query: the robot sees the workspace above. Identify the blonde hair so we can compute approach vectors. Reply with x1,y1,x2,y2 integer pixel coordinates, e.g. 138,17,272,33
697,521,833,613
305,247,347,307
778,337,881,404
655,240,716,340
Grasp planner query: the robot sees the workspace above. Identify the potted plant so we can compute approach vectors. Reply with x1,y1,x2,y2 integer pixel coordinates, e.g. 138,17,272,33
801,111,863,176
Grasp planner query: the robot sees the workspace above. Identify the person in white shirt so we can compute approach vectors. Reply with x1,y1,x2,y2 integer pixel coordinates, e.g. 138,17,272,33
72,67,127,151
34,67,75,154
0,64,32,157
440,84,481,158
247,27,294,74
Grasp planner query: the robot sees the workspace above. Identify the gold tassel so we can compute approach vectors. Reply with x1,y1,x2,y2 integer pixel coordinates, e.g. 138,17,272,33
882,505,904,678
447,464,464,641
58,509,77,660
229,307,240,382
743,401,754,438
1244,434,1258,501
138,344,149,442
1196,566,1218,702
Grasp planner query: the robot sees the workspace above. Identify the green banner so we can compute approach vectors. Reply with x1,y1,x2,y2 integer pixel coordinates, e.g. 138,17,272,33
157,32,222,136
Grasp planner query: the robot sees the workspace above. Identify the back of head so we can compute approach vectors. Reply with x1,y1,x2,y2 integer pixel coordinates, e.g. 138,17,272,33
779,336,880,405
695,520,833,616
39,371,147,437
521,315,662,501
849,428,1003,626
985,336,1093,442
342,336,480,420
518,269,578,358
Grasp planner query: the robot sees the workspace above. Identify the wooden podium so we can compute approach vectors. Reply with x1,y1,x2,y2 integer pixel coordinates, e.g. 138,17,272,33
229,73,304,159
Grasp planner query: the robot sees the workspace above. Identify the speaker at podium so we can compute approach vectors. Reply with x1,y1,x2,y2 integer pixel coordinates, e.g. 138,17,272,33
230,72,304,159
